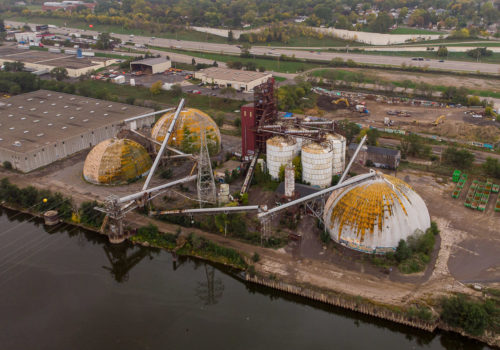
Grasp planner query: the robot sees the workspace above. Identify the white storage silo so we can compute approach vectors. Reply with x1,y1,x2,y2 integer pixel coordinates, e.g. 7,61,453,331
301,142,333,188
266,136,296,180
326,133,346,175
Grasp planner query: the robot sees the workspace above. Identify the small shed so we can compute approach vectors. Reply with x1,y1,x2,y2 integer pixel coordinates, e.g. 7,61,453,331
348,143,401,169
130,57,171,74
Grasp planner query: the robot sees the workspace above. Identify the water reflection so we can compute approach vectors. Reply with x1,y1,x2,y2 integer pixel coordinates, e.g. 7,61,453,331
102,243,157,283
196,265,224,305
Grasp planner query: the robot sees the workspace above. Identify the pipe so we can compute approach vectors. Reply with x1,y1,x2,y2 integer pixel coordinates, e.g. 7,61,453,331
119,174,196,203
152,205,261,215
142,99,185,191
258,171,376,218
123,107,174,123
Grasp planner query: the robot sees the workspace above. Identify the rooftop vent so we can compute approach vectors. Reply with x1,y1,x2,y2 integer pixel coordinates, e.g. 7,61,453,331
95,102,100,105
51,103,56,106
9,127,15,130
24,130,29,134
121,107,127,110
13,141,21,147
48,123,53,126
58,96,63,99
90,110,94,113
37,133,44,137
8,114,13,117
7,103,11,107
56,113,61,117
83,119,89,122
40,100,44,104
47,93,52,97
33,119,40,123
76,107,82,111
0,138,3,141
43,111,48,114
70,97,75,101
69,116,75,120
18,106,23,109
64,106,69,109
103,113,108,116
27,98,33,101
62,126,67,130
107,105,112,108
30,108,36,111
21,117,26,120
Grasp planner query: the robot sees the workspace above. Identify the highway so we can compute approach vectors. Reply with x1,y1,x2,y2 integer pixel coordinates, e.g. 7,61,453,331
8,20,500,75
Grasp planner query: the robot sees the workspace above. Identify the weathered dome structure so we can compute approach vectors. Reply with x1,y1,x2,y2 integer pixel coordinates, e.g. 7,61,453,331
83,138,152,185
323,173,430,254
151,108,221,155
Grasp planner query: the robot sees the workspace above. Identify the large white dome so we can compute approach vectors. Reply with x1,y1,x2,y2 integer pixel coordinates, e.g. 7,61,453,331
323,173,430,254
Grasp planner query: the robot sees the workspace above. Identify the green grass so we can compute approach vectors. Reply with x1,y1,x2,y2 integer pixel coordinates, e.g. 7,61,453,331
274,76,287,82
150,46,325,73
343,49,500,64
73,80,244,112
389,27,445,35
262,36,367,47
10,16,229,44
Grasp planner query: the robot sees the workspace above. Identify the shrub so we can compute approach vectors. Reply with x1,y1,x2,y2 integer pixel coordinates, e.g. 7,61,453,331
2,161,12,170
252,252,260,262
441,294,489,336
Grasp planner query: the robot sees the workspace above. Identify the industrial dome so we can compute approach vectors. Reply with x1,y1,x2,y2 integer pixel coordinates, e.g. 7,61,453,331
151,108,221,155
83,138,152,185
323,173,430,254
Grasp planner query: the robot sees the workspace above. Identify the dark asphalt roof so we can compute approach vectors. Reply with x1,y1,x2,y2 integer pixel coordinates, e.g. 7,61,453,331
349,143,400,156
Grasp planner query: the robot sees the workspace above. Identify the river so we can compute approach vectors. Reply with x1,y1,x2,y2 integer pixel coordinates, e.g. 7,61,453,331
0,208,490,350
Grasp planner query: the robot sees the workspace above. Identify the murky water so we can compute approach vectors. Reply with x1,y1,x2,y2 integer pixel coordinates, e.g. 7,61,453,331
0,208,490,350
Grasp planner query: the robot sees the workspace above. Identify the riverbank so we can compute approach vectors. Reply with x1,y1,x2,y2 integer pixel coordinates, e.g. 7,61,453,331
1,197,497,348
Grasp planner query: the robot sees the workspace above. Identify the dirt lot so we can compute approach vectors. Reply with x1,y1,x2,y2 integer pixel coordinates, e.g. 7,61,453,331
324,99,500,143
345,68,500,94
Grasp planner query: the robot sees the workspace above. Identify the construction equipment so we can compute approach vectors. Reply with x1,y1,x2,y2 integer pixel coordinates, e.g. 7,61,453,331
333,98,350,108
432,115,446,126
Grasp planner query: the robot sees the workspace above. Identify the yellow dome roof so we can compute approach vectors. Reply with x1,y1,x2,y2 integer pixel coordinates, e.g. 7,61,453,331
323,173,430,254
151,108,221,155
83,138,152,185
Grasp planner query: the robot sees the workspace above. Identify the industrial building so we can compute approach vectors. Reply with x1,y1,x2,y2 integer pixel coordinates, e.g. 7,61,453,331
130,57,171,75
323,173,431,254
42,1,96,11
0,90,154,172
348,143,401,169
194,67,272,92
0,47,116,77
151,108,221,155
83,138,152,185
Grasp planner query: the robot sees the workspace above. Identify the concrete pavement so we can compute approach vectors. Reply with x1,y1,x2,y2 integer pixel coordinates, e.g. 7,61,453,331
7,20,500,75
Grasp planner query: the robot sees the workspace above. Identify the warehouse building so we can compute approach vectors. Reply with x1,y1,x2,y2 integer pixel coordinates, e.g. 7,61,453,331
0,47,116,77
194,67,272,92
348,143,401,169
0,90,154,172
130,57,171,75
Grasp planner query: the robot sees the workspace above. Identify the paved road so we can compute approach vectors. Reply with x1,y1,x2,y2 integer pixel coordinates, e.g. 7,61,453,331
8,20,500,75
379,137,500,164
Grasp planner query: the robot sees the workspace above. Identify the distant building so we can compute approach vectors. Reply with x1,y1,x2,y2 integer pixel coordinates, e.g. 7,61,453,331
130,57,171,75
0,46,116,78
194,67,272,92
348,143,401,169
14,32,42,46
42,1,96,12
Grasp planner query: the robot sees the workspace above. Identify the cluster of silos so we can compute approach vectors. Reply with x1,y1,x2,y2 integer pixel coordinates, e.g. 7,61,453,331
265,132,346,189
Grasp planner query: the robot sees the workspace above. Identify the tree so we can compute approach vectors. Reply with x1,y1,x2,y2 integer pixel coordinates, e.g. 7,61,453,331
170,84,182,97
3,61,25,72
395,239,411,262
191,58,196,65
50,67,68,81
366,128,379,146
228,30,234,42
483,157,500,178
442,147,474,168
96,32,112,49
150,80,162,95
369,12,393,33
221,86,236,97
339,119,361,144
437,46,448,57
